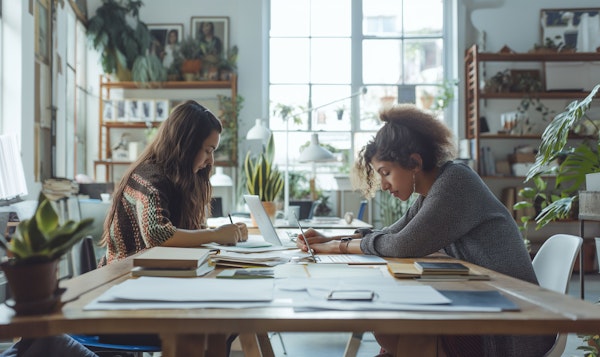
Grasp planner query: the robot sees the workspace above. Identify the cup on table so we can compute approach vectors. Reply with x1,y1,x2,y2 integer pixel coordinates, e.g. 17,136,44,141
287,205,301,225
100,193,111,203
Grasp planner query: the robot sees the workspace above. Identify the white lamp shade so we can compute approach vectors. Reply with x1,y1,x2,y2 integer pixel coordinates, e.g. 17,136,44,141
298,134,335,162
210,167,233,187
246,118,272,142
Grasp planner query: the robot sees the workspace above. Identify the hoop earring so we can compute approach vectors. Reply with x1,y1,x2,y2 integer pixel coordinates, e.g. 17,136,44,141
412,173,416,194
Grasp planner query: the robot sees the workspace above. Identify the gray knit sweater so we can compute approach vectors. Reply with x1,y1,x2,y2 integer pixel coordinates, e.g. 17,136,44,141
360,162,555,357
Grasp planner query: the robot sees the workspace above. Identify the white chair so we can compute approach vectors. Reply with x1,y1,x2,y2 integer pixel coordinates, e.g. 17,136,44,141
532,233,583,357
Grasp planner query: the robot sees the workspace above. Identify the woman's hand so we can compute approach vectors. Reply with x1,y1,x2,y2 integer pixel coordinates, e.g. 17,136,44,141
213,224,243,245
234,222,248,242
296,228,336,253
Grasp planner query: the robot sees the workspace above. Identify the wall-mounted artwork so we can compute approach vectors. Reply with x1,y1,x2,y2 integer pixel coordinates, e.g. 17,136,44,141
155,100,170,121
34,0,50,64
541,8,600,52
148,23,184,70
191,16,229,58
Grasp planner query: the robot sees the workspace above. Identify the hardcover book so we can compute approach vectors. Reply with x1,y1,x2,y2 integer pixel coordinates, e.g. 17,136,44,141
133,247,212,270
413,261,470,275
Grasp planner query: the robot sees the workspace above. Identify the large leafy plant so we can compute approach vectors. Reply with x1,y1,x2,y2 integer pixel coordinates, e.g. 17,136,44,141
0,193,93,265
525,84,600,227
87,0,151,79
244,134,284,202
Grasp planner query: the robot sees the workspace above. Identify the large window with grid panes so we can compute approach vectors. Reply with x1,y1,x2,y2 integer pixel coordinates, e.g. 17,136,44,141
269,0,449,194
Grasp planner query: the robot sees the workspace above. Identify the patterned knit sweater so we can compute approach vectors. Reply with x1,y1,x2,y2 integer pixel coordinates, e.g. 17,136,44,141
100,162,179,266
360,161,555,357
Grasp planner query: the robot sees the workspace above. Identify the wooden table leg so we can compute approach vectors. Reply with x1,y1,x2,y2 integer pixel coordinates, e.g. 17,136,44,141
394,335,438,357
257,333,275,357
161,333,206,357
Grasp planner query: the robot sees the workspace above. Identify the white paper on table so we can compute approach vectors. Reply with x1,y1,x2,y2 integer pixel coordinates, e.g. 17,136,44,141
99,276,273,302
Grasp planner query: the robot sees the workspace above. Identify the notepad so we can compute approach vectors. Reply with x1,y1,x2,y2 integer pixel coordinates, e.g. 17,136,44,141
133,247,212,270
414,261,470,275
387,262,489,281
216,268,275,279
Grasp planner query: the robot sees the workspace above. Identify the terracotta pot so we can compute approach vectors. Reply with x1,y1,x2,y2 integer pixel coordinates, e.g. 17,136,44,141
181,59,202,75
1,259,61,315
251,201,277,226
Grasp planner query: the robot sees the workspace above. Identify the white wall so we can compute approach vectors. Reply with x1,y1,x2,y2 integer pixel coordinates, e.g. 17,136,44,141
85,0,269,181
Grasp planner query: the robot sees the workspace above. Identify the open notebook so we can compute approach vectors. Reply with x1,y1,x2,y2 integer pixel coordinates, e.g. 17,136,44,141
295,216,386,265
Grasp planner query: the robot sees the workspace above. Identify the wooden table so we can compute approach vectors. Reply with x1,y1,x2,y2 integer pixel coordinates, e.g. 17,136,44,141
1,256,600,357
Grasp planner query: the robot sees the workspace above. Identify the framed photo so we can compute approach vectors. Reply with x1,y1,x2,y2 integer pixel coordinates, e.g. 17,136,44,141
147,24,184,70
126,99,141,121
140,100,155,122
115,100,127,122
102,100,115,121
34,0,50,64
540,8,600,52
191,17,229,58
155,100,170,121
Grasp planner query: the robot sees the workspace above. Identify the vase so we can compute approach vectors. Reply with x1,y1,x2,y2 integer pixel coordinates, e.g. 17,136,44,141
251,201,277,226
1,259,63,315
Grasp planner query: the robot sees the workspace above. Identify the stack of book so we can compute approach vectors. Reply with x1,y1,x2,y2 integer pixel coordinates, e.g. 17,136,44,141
387,261,489,281
131,247,215,277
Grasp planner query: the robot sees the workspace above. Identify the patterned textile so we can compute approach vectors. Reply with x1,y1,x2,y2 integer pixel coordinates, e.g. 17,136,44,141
100,162,179,266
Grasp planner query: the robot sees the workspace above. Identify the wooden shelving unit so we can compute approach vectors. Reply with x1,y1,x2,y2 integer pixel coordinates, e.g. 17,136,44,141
94,75,238,183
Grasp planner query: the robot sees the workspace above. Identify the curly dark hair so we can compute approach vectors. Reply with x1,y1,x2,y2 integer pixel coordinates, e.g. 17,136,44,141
353,104,456,197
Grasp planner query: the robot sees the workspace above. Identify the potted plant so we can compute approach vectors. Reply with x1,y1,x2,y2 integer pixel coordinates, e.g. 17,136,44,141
219,45,239,81
87,0,151,81
0,193,93,315
524,83,600,228
177,37,203,80
243,134,284,222
131,53,167,88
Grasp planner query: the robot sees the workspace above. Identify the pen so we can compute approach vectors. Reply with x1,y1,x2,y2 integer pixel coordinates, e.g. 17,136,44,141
228,213,234,224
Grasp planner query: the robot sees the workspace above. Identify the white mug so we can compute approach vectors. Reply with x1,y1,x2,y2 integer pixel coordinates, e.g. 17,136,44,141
287,206,301,225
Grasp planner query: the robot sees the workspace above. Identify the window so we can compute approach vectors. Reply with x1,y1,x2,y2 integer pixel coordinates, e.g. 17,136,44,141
269,0,450,189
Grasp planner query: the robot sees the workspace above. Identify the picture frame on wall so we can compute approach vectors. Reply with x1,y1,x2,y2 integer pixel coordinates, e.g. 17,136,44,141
126,99,141,121
34,0,50,64
155,100,170,121
140,100,155,122
147,23,184,70
102,100,115,121
115,100,127,122
191,16,229,58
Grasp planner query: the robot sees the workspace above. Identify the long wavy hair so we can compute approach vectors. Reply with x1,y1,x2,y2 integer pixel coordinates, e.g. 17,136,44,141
353,104,456,197
102,100,222,244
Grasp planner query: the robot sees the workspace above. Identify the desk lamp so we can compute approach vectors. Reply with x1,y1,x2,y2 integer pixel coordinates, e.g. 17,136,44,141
298,133,335,201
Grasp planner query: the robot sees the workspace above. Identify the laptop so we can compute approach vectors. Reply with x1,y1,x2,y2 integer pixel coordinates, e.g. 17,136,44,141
243,195,295,247
295,214,387,265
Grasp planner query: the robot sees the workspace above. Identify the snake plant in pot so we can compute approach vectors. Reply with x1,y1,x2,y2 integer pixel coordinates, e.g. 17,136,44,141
244,134,284,223
0,193,93,315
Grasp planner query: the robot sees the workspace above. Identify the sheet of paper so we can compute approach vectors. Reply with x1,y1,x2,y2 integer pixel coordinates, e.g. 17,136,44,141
99,276,273,302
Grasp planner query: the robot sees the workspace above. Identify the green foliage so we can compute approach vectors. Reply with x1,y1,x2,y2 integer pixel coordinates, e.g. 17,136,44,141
244,134,284,202
217,94,244,164
87,0,151,77
219,45,239,71
377,191,416,227
523,84,600,228
178,37,202,60
132,54,167,86
272,103,304,125
431,79,459,111
577,333,600,357
289,171,311,199
0,193,93,265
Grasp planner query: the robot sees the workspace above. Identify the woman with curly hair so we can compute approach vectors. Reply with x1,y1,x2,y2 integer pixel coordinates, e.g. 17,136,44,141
296,104,554,357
